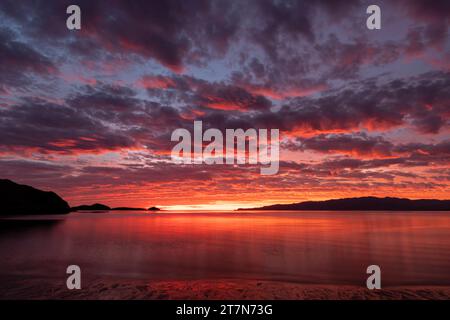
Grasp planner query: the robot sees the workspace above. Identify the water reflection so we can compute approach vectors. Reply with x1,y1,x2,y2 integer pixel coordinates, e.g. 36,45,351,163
0,211,449,286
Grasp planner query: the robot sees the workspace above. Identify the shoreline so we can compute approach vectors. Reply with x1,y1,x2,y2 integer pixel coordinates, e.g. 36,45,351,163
1,278,450,300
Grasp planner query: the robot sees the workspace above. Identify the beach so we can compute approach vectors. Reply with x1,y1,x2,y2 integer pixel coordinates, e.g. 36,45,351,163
2,276,450,300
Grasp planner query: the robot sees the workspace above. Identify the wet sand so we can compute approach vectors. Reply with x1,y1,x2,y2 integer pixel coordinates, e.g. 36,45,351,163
2,277,450,300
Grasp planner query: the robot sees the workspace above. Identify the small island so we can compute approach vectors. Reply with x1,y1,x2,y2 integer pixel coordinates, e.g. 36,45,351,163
71,203,111,211
70,204,161,212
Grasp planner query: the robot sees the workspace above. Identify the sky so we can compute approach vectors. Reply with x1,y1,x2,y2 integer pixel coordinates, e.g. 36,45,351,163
0,0,449,210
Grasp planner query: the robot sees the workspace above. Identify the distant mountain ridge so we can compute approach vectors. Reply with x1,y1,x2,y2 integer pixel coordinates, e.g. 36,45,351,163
238,197,450,211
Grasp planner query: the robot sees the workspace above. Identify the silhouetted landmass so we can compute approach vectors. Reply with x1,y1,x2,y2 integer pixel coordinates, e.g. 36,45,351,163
148,207,161,211
0,179,70,215
71,203,111,211
111,207,146,211
238,197,450,211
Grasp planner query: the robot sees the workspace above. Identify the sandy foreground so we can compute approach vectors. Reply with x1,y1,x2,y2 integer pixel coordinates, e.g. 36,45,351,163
1,277,450,300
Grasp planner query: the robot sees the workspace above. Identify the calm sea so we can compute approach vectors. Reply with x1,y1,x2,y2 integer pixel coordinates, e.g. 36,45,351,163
1,211,450,286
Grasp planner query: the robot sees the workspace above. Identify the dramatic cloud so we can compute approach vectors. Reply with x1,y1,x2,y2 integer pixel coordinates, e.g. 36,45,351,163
0,0,240,72
250,71,450,134
0,0,449,208
284,132,394,156
0,98,135,153
0,28,55,90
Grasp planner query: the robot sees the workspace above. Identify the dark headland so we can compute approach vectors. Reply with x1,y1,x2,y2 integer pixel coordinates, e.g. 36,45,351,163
238,197,450,211
0,179,70,215
0,179,161,215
